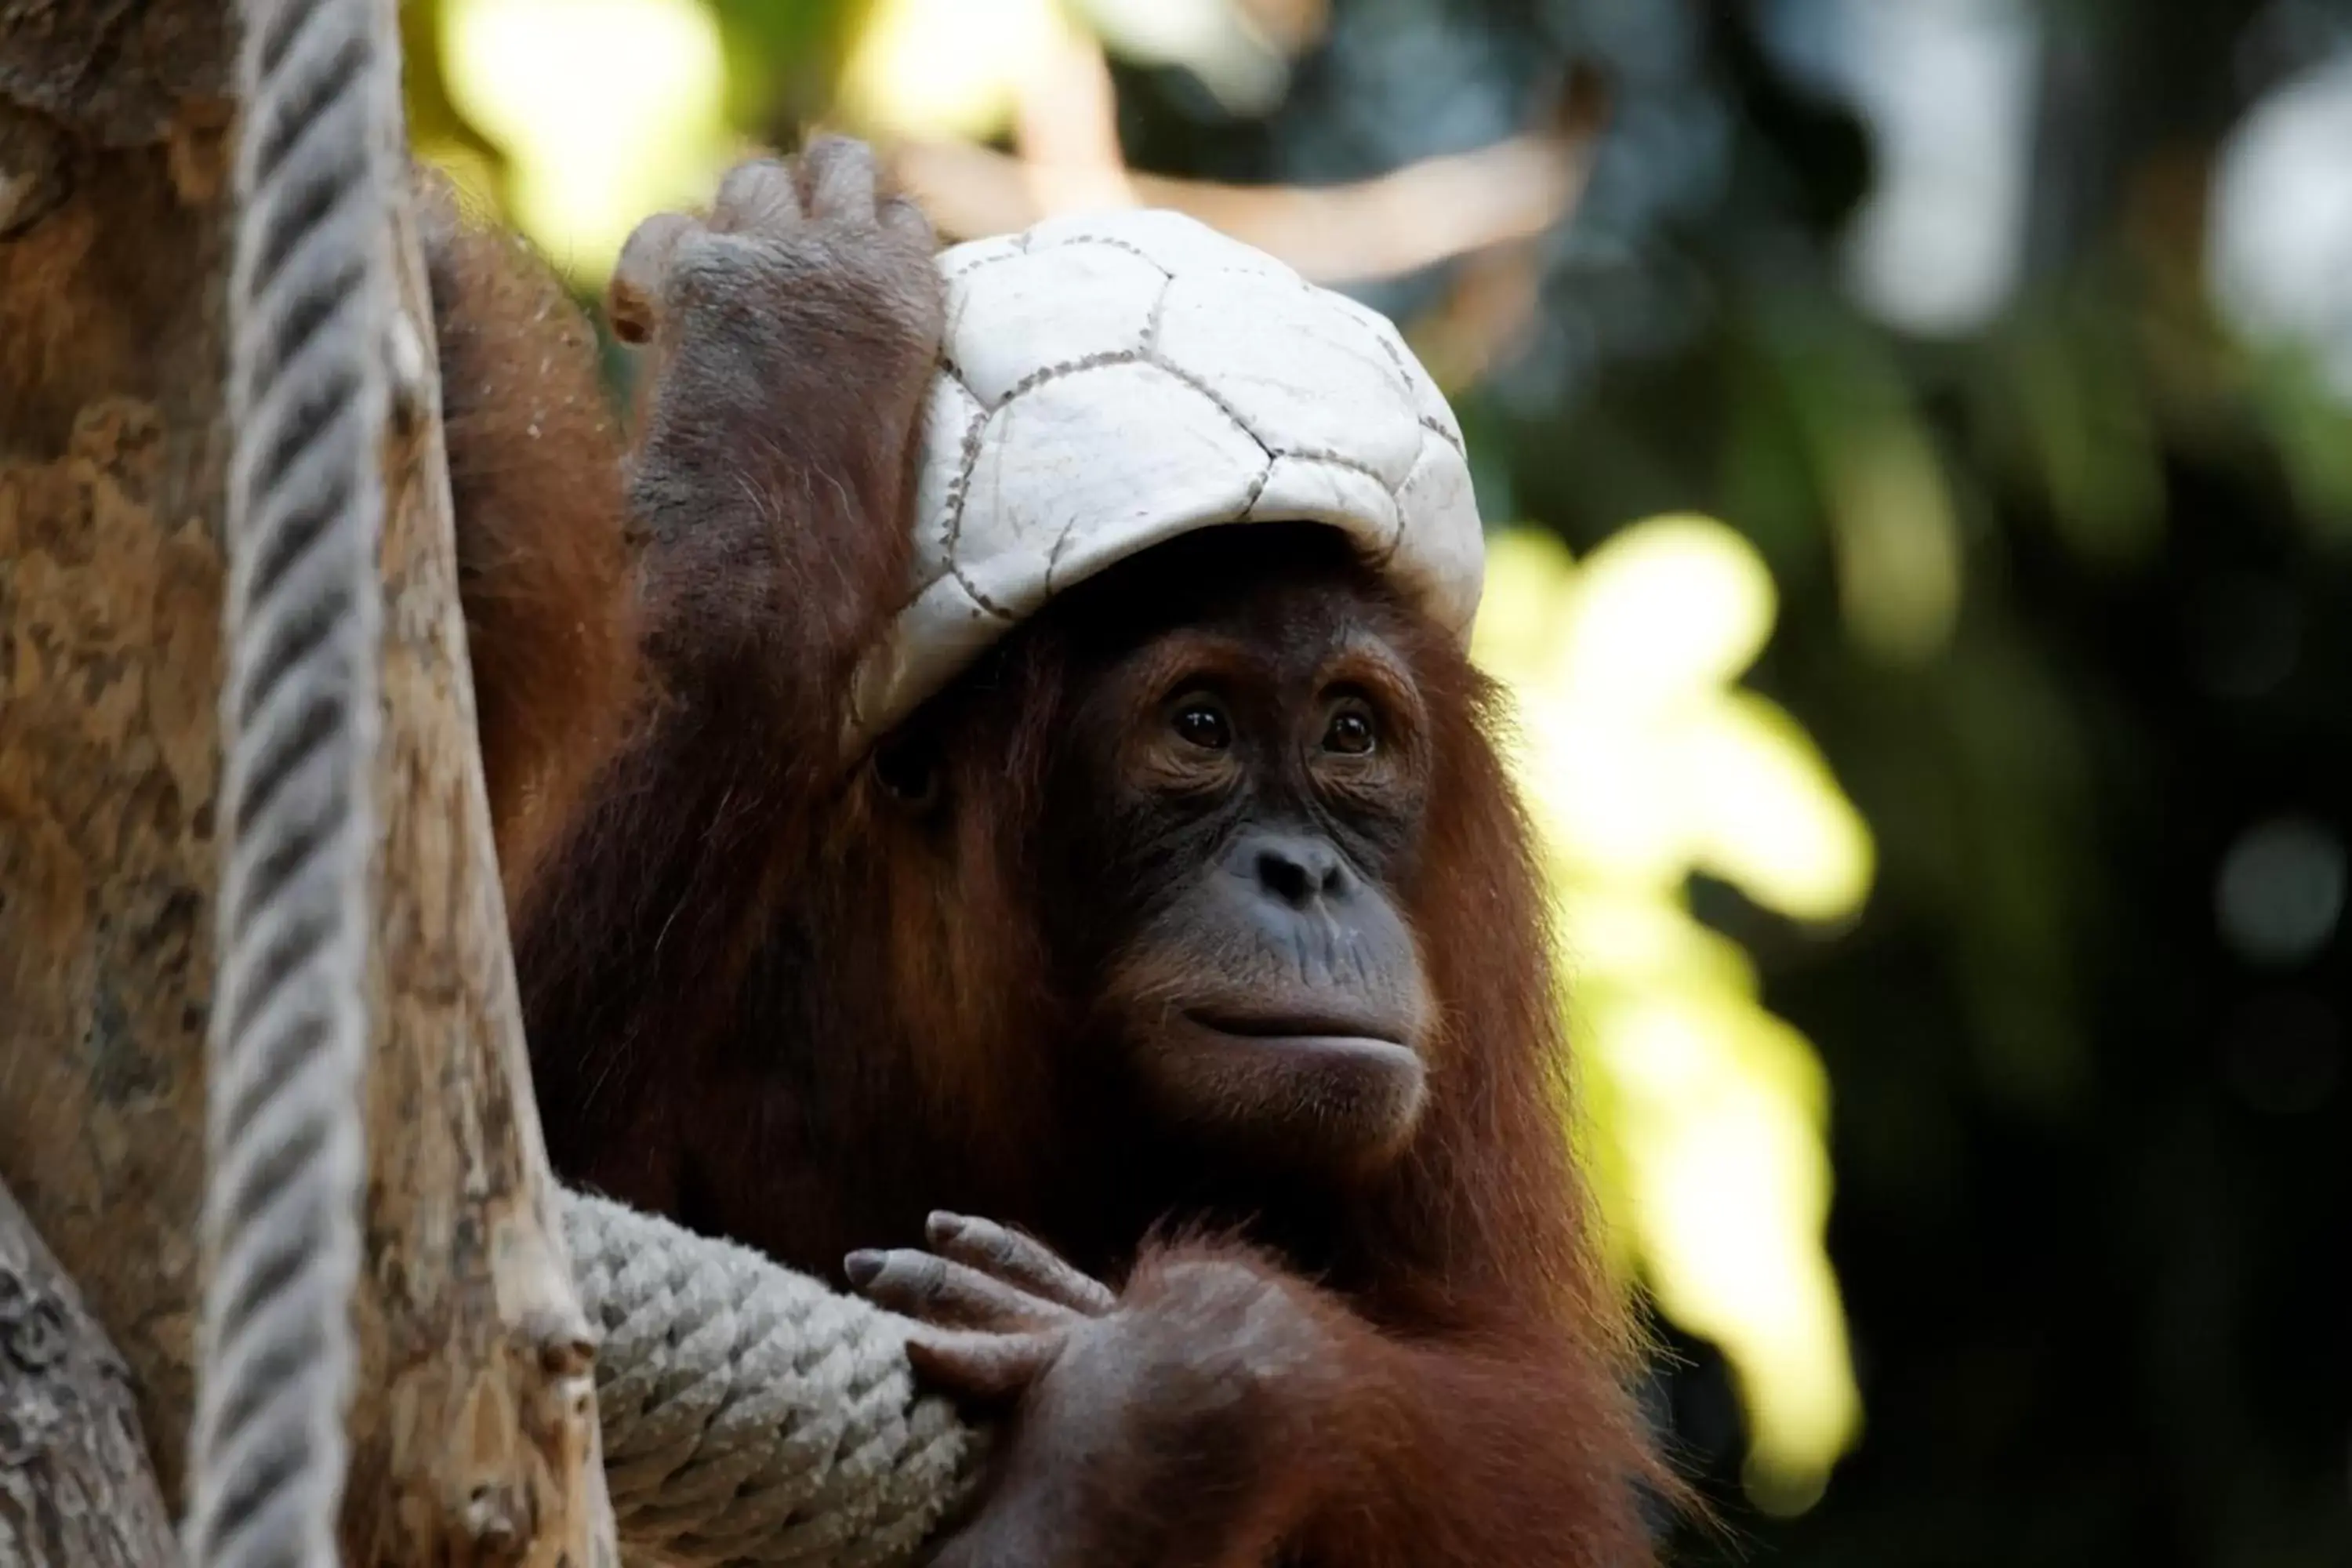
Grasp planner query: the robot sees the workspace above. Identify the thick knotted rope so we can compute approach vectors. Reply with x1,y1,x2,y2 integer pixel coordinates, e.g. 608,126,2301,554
187,5,984,1562
187,0,394,1565
563,1194,988,1567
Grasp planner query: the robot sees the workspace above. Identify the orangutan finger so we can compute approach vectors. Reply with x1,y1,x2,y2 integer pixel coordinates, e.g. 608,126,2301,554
710,157,803,235
925,1212,1116,1318
844,1247,1066,1330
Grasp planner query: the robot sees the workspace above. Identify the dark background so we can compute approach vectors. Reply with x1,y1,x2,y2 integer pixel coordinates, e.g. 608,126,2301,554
408,1,2352,1562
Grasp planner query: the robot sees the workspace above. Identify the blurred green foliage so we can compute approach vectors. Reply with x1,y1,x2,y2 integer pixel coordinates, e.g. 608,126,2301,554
408,1,2352,1562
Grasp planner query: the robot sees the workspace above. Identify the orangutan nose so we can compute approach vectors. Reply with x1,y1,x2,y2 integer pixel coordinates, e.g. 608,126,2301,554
1232,830,1357,912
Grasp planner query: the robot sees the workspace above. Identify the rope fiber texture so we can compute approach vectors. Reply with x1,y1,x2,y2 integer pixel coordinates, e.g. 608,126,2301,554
187,5,978,1560
564,1193,988,1567
186,0,394,1563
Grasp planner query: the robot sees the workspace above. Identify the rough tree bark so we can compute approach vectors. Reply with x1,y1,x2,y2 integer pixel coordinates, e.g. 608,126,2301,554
1,1174,181,1566
0,2,620,1563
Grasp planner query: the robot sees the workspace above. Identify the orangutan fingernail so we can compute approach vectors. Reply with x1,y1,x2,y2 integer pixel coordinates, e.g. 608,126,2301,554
844,1250,884,1287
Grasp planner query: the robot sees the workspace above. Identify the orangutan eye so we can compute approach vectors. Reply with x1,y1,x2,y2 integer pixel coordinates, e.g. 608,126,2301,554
1322,700,1377,756
1172,696,1232,751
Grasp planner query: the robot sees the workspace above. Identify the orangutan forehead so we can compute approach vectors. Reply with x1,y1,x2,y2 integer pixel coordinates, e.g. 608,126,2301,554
1080,587,1424,713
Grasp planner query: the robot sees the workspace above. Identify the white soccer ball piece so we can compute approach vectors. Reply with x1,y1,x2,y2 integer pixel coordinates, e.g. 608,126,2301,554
848,208,1485,746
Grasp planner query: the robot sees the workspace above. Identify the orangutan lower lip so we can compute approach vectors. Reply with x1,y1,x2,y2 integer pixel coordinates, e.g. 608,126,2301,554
1184,1011,1406,1047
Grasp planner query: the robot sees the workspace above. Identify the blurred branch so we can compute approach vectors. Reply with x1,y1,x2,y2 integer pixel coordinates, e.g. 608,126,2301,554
1008,18,1137,212
896,133,1593,284
891,39,1606,287
1234,0,1330,56
1409,239,1548,390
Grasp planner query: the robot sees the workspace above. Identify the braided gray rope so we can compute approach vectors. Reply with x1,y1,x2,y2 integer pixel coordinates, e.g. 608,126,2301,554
563,1194,988,1567
185,0,394,1563
182,7,978,1562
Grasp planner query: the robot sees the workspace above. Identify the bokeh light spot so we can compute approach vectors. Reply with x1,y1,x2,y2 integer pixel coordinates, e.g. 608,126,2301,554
2216,815,2347,966
840,0,1079,141
441,0,728,278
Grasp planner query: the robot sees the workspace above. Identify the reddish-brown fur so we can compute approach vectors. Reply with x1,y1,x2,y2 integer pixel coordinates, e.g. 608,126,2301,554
416,170,641,900
433,140,1665,1565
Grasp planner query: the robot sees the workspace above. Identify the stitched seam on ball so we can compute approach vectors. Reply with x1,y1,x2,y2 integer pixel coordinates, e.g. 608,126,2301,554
1146,357,1278,463
1372,437,1440,567
944,249,1024,285
1044,514,1083,594
896,368,985,615
986,348,1144,412
938,401,1012,619
943,241,1024,283
1268,445,1401,487
1268,443,1392,488
1230,453,1274,521
946,564,1018,621
1348,310,1465,459
946,232,1171,287
1362,318,1414,383
937,354,1160,621
1142,271,1174,356
1249,449,1408,554
1044,234,1171,275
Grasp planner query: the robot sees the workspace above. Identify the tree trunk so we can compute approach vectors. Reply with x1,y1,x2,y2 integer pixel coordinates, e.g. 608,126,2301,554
0,2,620,1563
1,1174,182,1567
